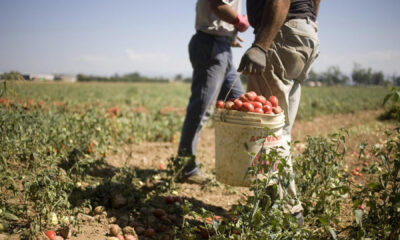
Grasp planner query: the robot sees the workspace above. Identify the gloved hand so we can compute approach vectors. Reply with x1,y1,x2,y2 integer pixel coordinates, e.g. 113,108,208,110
238,44,267,75
233,14,250,32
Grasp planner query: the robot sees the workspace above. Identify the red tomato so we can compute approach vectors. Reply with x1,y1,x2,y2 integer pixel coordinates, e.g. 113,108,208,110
216,100,224,109
248,91,257,96
233,99,243,109
263,105,272,114
165,195,174,204
117,235,125,240
272,106,283,114
145,228,155,237
268,96,279,107
251,101,263,109
199,227,209,239
224,101,234,110
239,94,248,102
254,108,264,114
152,208,166,218
255,96,267,105
264,100,272,107
45,230,56,240
241,102,254,112
125,235,137,240
159,163,165,170
245,92,256,101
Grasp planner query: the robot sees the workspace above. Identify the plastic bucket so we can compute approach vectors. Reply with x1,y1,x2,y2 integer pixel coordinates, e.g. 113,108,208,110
213,109,285,187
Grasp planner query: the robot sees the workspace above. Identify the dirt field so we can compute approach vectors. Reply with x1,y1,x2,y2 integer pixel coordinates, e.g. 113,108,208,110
1,109,395,240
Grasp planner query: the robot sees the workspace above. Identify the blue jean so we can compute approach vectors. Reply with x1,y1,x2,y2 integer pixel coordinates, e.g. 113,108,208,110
178,31,244,176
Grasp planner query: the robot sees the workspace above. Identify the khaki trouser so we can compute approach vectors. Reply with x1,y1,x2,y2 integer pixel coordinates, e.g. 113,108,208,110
248,18,319,214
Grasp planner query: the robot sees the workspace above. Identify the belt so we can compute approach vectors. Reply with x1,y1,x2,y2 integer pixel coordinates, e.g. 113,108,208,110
196,31,233,44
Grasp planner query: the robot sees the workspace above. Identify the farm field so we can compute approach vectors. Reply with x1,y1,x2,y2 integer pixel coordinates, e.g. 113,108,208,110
0,82,399,239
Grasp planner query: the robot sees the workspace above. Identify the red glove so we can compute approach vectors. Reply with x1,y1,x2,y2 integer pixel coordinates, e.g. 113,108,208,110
233,14,250,32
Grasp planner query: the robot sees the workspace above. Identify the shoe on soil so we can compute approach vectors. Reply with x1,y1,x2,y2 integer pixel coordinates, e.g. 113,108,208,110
293,212,304,226
183,170,212,184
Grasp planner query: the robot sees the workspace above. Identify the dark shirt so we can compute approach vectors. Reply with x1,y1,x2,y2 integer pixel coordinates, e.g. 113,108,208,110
247,0,316,33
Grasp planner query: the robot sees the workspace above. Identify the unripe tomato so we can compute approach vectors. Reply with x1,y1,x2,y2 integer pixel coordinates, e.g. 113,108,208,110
216,100,224,108
241,102,254,112
254,108,264,114
268,96,279,107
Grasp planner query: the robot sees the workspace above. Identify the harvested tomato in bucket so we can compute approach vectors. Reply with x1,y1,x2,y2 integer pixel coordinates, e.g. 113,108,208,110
213,92,285,187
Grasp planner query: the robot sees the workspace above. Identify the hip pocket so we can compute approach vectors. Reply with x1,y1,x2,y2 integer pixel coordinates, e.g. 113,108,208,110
189,34,216,68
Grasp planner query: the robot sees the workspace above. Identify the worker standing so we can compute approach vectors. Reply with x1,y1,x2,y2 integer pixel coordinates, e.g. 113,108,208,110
177,0,250,183
238,0,321,225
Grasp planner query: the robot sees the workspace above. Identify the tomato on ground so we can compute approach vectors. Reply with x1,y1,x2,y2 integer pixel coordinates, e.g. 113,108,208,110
45,230,56,240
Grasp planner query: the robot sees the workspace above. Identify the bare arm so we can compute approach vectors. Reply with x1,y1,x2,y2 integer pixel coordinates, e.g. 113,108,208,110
253,0,290,51
208,0,238,24
314,0,321,17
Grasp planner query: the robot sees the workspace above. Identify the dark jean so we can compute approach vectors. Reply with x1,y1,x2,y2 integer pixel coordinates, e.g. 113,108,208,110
178,31,244,176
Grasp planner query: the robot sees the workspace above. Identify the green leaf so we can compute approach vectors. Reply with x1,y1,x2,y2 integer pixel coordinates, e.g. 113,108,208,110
2,212,18,221
394,91,399,103
318,216,328,226
383,93,393,106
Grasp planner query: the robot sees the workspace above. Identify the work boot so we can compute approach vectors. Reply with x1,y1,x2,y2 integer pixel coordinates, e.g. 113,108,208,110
182,168,212,184
293,212,304,226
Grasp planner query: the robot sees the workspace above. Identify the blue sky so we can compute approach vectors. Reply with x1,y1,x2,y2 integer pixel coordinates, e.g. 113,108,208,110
0,0,399,77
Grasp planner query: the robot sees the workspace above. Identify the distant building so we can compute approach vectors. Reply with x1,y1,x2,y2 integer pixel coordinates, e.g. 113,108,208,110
55,74,77,83
28,74,55,81
305,81,322,87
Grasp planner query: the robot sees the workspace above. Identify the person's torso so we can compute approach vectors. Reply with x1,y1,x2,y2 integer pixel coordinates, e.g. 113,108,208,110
287,0,316,22
247,0,316,33
195,0,241,37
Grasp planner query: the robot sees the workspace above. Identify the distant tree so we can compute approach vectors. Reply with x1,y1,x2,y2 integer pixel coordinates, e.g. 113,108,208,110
352,63,373,85
175,74,183,81
320,66,349,85
391,74,400,86
77,72,168,83
306,69,323,83
351,63,387,86
371,71,385,85
1,71,24,81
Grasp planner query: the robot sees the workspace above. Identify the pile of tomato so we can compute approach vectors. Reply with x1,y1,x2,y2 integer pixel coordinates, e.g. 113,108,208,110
216,91,282,114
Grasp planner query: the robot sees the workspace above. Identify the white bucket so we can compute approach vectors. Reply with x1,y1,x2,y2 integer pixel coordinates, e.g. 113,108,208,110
213,109,285,187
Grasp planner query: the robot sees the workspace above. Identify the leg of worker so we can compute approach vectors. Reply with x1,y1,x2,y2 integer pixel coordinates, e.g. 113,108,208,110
247,45,304,214
178,36,230,175
218,50,244,101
